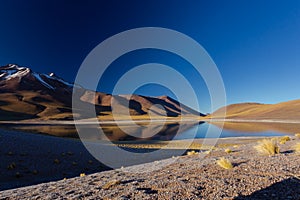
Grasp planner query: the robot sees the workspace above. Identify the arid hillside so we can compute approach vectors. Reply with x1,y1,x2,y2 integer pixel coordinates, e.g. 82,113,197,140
0,64,203,120
210,100,300,120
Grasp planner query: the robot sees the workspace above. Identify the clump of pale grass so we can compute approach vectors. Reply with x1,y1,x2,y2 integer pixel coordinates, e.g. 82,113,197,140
293,143,300,153
295,133,300,138
254,139,280,155
186,150,198,156
102,180,121,190
7,162,16,170
225,148,232,153
204,150,211,154
53,159,60,164
216,157,233,169
279,136,291,144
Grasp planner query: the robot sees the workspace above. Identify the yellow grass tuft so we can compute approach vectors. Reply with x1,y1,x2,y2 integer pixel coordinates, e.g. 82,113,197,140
225,148,232,153
187,150,198,156
216,157,233,169
53,159,60,164
7,162,16,170
295,133,300,138
204,150,211,154
102,180,121,190
254,139,280,155
80,173,85,177
293,143,300,153
279,136,291,144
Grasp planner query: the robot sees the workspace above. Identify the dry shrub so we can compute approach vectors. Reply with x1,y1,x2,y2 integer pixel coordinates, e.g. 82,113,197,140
216,157,233,169
225,148,232,153
53,159,60,164
279,136,291,144
187,150,198,156
254,139,280,155
7,162,16,170
102,180,121,190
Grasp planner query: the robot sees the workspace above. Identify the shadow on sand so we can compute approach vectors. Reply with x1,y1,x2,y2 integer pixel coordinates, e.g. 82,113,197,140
235,177,300,199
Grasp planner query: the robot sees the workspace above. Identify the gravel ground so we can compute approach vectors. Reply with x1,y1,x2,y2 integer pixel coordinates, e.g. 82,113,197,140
1,136,300,199
0,129,186,191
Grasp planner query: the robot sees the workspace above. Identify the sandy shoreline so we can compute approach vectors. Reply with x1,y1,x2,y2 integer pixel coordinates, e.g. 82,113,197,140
0,120,299,199
1,134,299,199
207,118,300,124
1,128,208,191
0,127,274,191
0,129,110,190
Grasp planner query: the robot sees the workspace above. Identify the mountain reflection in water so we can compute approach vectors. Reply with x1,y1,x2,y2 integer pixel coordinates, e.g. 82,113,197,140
1,121,297,142
2,122,202,142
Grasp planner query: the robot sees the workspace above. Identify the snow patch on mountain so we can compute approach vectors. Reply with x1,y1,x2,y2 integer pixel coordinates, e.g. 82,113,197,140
33,73,55,90
43,74,74,88
0,65,31,80
0,64,77,90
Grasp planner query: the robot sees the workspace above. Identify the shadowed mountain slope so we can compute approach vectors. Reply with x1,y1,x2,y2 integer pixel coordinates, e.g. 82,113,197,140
0,64,203,120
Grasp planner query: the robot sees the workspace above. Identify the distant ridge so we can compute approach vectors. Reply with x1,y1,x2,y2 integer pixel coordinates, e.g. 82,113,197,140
0,64,204,120
210,100,300,120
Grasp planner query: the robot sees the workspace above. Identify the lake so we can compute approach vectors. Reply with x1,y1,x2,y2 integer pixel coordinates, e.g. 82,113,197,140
1,121,297,142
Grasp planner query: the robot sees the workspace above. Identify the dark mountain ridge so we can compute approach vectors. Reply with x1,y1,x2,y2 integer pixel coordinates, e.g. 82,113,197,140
0,64,204,120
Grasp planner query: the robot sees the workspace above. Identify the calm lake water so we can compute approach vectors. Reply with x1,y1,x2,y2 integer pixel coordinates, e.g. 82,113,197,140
1,121,295,141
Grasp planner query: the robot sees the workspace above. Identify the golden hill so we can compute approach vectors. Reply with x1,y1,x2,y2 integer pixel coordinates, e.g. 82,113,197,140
210,99,300,120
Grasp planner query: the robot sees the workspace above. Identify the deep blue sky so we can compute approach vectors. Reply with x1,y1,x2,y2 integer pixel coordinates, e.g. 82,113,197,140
0,0,299,113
